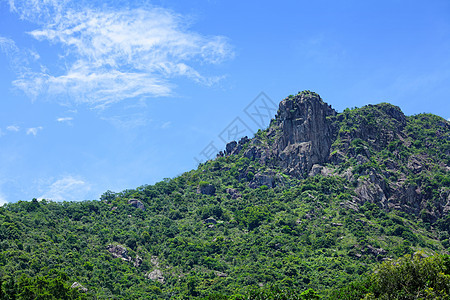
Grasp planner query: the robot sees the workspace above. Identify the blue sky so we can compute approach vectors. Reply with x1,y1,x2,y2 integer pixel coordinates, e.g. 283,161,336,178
1,0,450,205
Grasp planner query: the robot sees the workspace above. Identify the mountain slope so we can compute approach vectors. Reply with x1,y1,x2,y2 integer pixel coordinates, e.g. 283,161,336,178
0,91,449,299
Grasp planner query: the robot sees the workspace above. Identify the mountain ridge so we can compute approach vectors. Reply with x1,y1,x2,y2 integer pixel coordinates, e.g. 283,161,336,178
220,91,449,222
0,90,449,299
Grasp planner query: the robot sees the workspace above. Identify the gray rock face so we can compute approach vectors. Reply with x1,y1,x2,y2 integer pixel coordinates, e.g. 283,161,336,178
219,93,336,178
232,93,337,178
225,141,237,155
308,164,334,177
147,269,165,283
225,136,250,156
268,93,336,177
128,199,145,211
71,282,88,293
250,172,275,188
274,95,336,154
107,244,145,269
355,172,388,205
134,255,143,268
107,244,131,261
248,170,285,188
147,256,164,284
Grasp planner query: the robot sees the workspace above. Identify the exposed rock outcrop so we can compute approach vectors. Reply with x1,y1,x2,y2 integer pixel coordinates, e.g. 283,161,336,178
128,199,145,211
147,269,165,283
107,244,131,261
355,172,388,206
225,92,337,178
134,255,143,268
218,91,449,222
147,256,165,283
269,93,336,173
248,170,285,188
225,136,250,156
308,164,333,177
71,282,88,293
264,93,336,177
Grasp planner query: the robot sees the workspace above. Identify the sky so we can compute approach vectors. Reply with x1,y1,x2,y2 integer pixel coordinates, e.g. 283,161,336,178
0,0,450,205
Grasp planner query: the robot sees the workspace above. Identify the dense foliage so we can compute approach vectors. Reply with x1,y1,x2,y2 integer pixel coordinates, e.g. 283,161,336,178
331,253,450,299
0,93,449,298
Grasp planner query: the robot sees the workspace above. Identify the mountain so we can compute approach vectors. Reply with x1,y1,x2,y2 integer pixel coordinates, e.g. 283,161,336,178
224,91,449,221
0,91,449,299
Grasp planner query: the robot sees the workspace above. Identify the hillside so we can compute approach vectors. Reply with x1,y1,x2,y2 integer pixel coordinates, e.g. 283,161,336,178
0,91,449,299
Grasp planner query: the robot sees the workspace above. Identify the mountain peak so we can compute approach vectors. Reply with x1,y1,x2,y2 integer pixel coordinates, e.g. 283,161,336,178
221,91,337,178
219,90,449,220
266,91,337,176
274,90,329,120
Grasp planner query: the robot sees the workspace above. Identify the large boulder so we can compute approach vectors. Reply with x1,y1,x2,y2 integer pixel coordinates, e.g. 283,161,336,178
147,269,165,283
241,92,337,178
128,199,146,211
71,282,88,293
107,244,131,261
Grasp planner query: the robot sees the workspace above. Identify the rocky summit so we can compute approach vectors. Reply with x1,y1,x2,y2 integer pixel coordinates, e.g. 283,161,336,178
1,90,449,299
224,91,450,221
224,91,336,177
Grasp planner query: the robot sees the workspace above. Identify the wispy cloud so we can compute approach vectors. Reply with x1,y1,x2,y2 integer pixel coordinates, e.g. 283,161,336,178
0,36,35,73
57,117,73,122
101,113,148,129
39,175,91,201
6,125,20,132
0,36,18,56
6,1,233,108
26,126,43,136
161,121,172,129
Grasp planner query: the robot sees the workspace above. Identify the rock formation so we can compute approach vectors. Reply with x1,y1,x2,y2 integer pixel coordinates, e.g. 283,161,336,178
221,90,450,221
128,199,146,211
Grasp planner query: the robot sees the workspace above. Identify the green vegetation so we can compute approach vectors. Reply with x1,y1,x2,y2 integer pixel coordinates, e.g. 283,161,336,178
331,253,450,299
0,97,449,298
0,272,87,299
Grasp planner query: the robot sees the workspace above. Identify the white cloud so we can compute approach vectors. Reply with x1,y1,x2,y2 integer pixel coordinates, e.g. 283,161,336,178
7,1,233,108
26,126,43,136
57,117,73,122
6,125,20,132
0,36,17,53
39,175,91,201
0,36,39,75
0,194,7,206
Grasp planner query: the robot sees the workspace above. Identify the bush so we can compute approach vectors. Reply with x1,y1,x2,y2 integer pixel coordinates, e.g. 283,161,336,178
331,253,450,299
